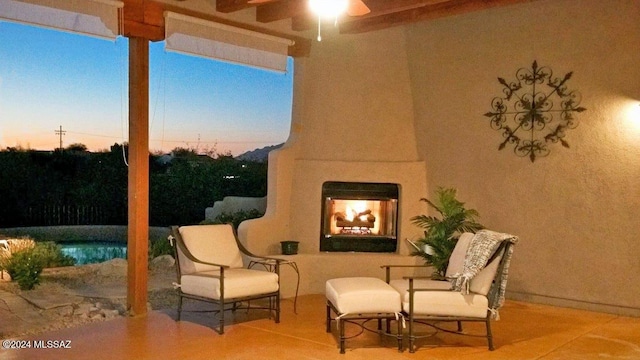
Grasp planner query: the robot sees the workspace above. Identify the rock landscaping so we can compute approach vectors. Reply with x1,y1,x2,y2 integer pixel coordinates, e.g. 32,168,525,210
0,257,178,339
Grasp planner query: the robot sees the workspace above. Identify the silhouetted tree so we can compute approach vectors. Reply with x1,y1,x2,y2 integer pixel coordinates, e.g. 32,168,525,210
0,144,268,227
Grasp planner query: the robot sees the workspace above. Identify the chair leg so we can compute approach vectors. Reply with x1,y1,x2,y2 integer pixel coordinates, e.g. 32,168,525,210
267,297,272,319
326,303,333,333
177,295,183,321
409,316,415,353
457,320,463,332
339,316,346,354
396,316,403,352
486,318,494,350
275,293,280,324
219,301,225,334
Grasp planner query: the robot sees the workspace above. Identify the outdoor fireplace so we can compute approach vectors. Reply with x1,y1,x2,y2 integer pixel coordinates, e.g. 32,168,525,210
320,182,399,252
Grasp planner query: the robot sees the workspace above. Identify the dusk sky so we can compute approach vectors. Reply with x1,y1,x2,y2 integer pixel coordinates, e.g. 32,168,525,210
0,21,294,156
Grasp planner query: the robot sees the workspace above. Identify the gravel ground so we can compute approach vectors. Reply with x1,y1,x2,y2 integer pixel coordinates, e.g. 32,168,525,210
0,257,179,338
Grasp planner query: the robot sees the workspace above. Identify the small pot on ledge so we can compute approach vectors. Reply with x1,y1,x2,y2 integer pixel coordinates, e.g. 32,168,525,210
280,241,299,255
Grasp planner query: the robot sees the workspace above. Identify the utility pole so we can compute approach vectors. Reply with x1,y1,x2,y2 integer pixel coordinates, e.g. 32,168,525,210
54,125,66,151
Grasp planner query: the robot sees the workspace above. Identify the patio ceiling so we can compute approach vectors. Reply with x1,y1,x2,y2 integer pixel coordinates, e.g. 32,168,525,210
122,0,535,58
215,0,536,35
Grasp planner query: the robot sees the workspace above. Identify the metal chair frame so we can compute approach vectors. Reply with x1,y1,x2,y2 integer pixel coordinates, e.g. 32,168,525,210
169,225,282,334
325,300,403,354
383,242,512,352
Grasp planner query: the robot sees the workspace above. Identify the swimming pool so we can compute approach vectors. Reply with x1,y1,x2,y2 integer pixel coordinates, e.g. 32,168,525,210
59,241,127,265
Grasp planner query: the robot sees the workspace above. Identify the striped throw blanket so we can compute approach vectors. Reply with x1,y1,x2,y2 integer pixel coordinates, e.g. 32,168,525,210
451,230,518,318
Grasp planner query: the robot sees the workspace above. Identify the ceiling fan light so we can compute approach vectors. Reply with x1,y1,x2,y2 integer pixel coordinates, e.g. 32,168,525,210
309,0,349,19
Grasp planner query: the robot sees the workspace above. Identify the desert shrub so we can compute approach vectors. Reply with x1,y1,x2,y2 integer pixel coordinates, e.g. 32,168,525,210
33,241,76,267
0,239,74,290
0,238,37,274
1,238,36,254
3,248,44,290
149,237,174,260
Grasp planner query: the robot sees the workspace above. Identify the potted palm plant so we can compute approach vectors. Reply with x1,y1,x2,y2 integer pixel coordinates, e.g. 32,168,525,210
410,187,484,277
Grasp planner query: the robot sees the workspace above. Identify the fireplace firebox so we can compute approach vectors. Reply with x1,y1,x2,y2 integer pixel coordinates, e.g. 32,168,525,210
320,182,399,252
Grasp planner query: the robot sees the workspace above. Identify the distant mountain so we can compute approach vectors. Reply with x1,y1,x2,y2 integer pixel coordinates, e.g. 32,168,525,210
236,143,283,162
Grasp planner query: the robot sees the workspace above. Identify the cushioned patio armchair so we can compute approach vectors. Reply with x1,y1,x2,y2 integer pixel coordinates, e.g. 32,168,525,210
384,230,518,352
169,224,282,334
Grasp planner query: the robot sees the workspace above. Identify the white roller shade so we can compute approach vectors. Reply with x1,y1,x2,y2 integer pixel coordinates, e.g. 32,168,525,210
0,0,123,40
164,12,294,73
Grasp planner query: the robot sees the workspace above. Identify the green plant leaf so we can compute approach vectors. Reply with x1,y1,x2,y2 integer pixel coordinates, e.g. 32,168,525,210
410,187,484,276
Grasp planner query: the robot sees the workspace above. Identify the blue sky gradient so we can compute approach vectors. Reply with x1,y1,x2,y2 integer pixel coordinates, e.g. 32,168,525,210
0,21,293,155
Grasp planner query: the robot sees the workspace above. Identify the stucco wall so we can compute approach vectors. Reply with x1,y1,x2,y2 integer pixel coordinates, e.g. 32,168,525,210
405,0,640,315
242,0,640,311
240,27,429,296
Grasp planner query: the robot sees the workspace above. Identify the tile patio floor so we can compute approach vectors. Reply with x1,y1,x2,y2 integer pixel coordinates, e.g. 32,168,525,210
1,294,639,360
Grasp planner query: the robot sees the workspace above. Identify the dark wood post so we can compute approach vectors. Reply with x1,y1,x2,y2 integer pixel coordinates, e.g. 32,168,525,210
127,36,150,316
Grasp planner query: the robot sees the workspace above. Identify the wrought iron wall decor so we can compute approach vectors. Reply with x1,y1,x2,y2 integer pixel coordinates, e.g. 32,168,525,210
483,61,586,162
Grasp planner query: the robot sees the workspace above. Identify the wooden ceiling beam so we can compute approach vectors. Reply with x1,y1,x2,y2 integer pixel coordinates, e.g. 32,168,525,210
122,0,164,40
215,0,254,13
287,0,447,32
340,0,536,34
360,0,451,16
256,0,306,23
121,0,311,56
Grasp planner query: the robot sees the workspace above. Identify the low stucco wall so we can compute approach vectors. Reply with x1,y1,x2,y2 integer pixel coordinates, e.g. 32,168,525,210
204,196,267,221
0,225,170,243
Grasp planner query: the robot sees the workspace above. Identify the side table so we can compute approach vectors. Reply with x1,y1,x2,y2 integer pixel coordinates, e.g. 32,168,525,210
248,258,300,313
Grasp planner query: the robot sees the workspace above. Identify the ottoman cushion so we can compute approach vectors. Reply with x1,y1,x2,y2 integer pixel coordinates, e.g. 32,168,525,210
326,277,401,315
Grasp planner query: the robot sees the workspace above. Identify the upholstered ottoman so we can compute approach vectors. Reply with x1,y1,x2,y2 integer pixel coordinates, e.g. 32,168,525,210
325,277,403,353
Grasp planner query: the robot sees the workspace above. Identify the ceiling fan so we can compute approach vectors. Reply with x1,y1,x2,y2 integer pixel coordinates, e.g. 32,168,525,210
247,0,371,17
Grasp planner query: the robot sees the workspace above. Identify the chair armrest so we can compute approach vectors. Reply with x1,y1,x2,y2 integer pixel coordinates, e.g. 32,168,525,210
403,274,456,281
406,277,456,294
380,264,430,269
402,275,433,280
381,264,431,283
246,255,285,265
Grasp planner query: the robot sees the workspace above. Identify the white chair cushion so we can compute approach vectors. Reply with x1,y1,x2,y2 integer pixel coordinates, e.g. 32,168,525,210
412,292,488,318
181,268,279,300
326,277,401,315
389,279,488,318
445,232,473,277
469,251,502,295
178,224,244,274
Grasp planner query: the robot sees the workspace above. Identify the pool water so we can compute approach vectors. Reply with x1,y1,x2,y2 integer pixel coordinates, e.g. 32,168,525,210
59,242,127,265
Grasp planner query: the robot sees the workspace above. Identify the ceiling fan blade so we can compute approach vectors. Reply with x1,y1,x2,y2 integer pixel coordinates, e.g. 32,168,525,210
347,0,370,16
247,0,275,4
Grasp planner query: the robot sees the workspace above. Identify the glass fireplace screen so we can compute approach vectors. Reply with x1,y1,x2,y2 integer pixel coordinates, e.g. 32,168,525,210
320,182,398,252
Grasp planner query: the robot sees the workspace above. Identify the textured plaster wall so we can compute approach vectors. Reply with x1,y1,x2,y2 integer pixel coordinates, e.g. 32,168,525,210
287,27,427,255
405,0,640,315
242,0,640,308
241,27,428,296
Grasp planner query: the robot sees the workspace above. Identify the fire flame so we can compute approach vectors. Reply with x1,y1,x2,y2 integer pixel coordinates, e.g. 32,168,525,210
344,202,368,221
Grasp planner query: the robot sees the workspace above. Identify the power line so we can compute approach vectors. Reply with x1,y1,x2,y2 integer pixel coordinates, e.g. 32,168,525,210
54,125,66,150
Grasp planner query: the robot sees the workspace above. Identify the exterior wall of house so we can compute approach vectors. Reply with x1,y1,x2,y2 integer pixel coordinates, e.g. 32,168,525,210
239,27,429,298
242,0,640,313
404,0,640,316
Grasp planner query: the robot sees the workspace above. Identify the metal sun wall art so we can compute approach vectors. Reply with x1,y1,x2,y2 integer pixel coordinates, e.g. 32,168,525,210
484,61,586,162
